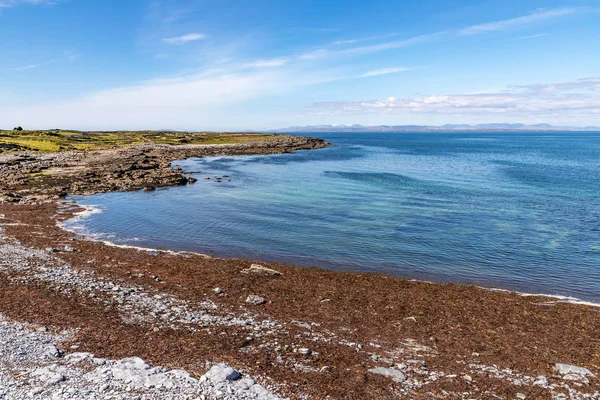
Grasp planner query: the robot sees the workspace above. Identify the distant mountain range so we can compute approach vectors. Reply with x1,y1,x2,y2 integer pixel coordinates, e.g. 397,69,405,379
272,123,600,133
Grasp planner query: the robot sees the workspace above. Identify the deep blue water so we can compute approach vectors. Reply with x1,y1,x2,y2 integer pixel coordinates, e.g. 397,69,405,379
65,132,600,302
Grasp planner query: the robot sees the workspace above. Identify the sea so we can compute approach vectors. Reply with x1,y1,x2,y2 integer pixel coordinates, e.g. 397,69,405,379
64,132,600,303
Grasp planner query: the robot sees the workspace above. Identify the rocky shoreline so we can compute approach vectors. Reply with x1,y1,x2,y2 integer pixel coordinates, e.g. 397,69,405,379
0,134,328,202
0,136,599,399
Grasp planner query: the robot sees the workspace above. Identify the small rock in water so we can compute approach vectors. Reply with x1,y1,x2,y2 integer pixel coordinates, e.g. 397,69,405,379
246,295,266,305
143,185,156,192
187,177,198,184
368,367,406,383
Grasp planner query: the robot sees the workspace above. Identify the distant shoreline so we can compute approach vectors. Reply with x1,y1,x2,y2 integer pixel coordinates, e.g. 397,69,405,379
272,123,600,133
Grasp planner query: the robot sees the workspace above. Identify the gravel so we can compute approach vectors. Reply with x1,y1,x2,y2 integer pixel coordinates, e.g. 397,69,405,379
0,314,282,400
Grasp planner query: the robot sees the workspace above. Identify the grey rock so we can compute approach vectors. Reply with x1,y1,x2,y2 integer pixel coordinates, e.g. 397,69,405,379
533,375,548,387
368,367,407,383
554,363,595,377
203,364,241,383
246,295,266,305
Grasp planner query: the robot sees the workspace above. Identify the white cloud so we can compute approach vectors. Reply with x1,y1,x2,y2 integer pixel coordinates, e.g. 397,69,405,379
308,76,600,122
242,58,289,68
0,64,338,129
459,8,575,35
0,0,56,7
359,67,412,78
298,33,441,60
519,33,546,39
297,8,576,61
163,33,206,45
13,59,58,71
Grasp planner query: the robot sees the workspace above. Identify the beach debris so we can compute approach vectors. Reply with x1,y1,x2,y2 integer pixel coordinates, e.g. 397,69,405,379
213,287,223,294
368,367,406,383
403,316,417,322
516,393,526,400
241,264,282,276
297,348,312,355
246,295,266,305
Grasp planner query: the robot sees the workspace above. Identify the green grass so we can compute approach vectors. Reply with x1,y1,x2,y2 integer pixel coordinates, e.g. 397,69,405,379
0,130,282,153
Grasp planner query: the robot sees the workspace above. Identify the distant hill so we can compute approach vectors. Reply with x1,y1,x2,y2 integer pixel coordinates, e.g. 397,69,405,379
272,123,600,133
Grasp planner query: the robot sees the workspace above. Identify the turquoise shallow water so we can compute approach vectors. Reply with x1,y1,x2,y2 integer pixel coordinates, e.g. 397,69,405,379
65,132,600,302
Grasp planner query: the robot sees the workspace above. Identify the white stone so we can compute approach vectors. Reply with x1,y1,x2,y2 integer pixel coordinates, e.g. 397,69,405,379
554,363,595,377
246,295,266,305
533,375,548,387
368,367,406,383
203,364,241,383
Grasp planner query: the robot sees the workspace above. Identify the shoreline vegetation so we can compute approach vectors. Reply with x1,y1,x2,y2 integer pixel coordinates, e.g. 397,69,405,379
0,130,598,399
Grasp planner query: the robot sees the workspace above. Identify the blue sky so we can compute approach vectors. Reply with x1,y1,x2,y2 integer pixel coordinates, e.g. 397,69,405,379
1,0,599,130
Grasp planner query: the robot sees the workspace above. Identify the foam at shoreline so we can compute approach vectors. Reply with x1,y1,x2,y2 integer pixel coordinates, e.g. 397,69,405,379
60,201,600,308
59,203,211,258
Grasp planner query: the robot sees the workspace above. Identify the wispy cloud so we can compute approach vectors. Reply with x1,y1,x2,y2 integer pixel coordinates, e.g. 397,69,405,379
519,33,546,39
13,59,58,71
299,33,442,60
297,8,576,62
459,8,575,35
163,33,206,45
308,76,600,121
12,50,77,72
359,67,412,78
242,58,289,68
0,0,57,7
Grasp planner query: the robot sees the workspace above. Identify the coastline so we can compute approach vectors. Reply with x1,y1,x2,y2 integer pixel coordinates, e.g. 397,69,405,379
1,136,599,398
66,203,600,310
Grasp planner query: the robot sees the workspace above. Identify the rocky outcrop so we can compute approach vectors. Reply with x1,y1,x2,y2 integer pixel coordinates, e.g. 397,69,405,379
0,136,329,203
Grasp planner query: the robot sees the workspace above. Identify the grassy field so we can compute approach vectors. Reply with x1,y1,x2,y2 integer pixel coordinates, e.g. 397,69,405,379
0,130,281,153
